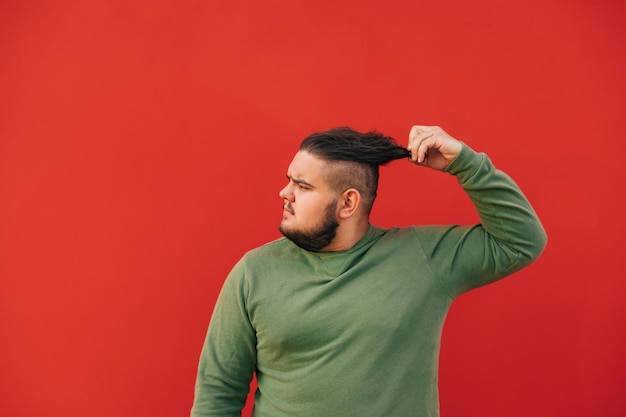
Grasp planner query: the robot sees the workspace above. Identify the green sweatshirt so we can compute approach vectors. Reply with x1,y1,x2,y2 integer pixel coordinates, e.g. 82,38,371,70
191,145,547,417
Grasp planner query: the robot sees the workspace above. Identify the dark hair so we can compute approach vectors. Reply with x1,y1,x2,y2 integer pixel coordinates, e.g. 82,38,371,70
299,127,408,214
299,127,409,164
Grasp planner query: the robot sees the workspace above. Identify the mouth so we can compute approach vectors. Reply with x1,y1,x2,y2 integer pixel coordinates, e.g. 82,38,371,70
283,204,294,215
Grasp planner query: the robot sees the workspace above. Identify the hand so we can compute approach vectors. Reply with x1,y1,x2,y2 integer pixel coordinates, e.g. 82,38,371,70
407,125,463,171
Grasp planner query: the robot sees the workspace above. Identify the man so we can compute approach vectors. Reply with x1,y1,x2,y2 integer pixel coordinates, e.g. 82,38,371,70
191,125,547,417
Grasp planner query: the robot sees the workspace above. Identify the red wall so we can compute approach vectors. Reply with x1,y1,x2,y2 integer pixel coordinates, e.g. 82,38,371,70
1,1,624,416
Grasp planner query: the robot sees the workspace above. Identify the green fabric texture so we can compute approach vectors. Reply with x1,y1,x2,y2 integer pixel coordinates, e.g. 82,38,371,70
191,145,547,417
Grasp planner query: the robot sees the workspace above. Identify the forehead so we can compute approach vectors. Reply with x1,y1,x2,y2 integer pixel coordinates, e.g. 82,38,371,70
287,151,330,185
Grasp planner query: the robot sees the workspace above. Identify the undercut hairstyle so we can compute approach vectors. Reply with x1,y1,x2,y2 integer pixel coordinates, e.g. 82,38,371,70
299,127,409,214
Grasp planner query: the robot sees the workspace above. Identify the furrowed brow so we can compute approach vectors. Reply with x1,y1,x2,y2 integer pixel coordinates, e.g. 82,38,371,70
286,174,315,188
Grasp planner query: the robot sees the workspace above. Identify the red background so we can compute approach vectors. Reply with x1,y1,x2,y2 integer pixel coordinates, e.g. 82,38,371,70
1,0,625,416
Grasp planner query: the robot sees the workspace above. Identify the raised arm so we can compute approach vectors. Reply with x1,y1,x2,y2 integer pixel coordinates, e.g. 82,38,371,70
407,125,547,297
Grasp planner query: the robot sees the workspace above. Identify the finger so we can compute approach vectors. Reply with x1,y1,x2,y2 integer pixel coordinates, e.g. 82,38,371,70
408,125,434,144
408,125,423,142
417,137,436,164
408,131,434,163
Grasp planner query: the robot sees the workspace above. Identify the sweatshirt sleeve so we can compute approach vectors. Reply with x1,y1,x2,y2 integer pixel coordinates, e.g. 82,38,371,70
416,144,547,298
191,259,257,417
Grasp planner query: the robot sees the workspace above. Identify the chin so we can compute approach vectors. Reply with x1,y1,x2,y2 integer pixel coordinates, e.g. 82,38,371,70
278,220,291,233
279,220,299,235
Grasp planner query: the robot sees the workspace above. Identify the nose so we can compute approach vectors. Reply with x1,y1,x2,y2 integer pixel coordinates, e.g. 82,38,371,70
279,183,294,202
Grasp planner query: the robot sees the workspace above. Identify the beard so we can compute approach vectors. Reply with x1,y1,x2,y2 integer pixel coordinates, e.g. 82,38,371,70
279,199,339,252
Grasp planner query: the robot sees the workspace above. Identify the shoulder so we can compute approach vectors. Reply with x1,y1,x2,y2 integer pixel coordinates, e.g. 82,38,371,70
222,237,295,287
365,225,424,251
373,224,463,247
374,225,420,241
240,236,299,266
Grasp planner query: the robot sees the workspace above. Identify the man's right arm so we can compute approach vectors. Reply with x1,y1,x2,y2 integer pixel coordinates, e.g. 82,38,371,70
191,260,257,417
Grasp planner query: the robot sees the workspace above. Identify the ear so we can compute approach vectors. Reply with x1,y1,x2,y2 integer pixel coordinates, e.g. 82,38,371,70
337,188,361,219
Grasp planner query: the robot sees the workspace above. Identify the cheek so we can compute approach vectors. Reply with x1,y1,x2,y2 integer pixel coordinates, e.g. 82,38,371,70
294,194,319,215
294,190,310,205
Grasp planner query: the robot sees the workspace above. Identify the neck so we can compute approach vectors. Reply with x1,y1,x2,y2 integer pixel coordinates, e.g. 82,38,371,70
321,218,370,252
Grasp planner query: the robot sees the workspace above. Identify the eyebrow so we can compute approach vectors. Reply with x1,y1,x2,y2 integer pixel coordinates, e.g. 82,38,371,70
287,174,315,188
